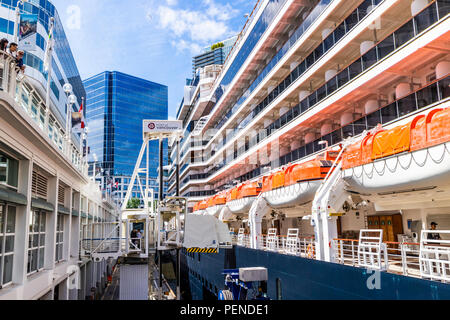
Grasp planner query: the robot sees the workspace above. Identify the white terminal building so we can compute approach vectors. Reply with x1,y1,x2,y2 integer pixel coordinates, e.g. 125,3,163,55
0,0,118,300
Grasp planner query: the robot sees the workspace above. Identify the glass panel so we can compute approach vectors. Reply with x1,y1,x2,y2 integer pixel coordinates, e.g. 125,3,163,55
377,35,395,60
5,236,14,253
31,249,38,271
342,124,354,138
38,248,44,269
3,254,13,284
6,206,15,234
397,94,417,117
438,77,449,99
40,213,46,233
337,69,349,88
0,236,3,255
0,205,3,234
349,59,362,80
367,110,382,129
362,47,377,70
353,117,367,136
394,20,414,48
381,103,398,124
415,4,438,34
417,82,439,109
39,234,45,247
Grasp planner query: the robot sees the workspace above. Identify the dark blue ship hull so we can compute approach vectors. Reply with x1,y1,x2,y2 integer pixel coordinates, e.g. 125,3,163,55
180,246,450,300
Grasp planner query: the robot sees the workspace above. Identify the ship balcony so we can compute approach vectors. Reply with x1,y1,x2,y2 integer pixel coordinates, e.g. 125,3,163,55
180,2,450,187
203,0,424,158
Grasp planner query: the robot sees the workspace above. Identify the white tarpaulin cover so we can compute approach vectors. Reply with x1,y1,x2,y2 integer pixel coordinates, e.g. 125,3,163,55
183,214,232,249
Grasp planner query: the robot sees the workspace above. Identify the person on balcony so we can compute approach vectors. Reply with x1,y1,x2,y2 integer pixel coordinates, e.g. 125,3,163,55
8,42,18,57
427,222,441,242
16,50,25,73
0,38,8,52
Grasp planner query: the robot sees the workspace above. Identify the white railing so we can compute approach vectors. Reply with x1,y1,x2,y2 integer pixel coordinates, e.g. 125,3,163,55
332,230,450,283
0,51,88,177
81,222,122,256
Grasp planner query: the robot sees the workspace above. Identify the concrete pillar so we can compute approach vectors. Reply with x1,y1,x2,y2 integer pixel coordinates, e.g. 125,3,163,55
71,191,81,259
396,83,411,99
341,113,353,127
12,158,33,285
360,40,375,55
264,119,272,128
411,0,429,16
268,86,275,95
365,100,379,115
58,279,69,300
299,90,310,102
325,69,337,82
436,61,450,79
290,61,299,71
305,132,316,144
45,176,59,270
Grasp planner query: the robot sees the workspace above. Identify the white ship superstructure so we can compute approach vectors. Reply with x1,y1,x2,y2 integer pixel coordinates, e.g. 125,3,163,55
169,0,450,283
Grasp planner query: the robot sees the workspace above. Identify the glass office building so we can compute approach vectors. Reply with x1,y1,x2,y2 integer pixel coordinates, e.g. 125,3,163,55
0,0,86,123
83,71,168,204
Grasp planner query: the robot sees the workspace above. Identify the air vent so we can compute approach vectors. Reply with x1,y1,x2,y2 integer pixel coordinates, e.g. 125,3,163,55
58,185,65,205
32,171,48,200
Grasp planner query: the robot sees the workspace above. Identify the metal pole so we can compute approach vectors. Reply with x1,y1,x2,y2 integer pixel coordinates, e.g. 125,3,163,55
176,139,180,197
159,138,164,202
176,248,181,300
13,1,21,44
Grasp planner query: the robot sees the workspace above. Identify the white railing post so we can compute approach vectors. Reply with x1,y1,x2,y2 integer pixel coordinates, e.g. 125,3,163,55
339,240,344,264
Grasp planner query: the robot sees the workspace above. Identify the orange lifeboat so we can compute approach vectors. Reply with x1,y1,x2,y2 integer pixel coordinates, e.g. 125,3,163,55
261,151,339,212
226,180,262,215
206,193,227,217
342,107,450,195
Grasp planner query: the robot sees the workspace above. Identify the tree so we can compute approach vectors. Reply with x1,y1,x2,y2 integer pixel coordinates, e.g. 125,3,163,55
127,198,141,209
211,42,225,51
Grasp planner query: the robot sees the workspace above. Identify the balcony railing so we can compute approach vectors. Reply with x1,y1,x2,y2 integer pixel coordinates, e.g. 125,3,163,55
178,1,449,189
0,51,88,177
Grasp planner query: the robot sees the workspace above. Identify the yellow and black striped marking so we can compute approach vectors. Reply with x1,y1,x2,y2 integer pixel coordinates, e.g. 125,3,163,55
187,248,218,254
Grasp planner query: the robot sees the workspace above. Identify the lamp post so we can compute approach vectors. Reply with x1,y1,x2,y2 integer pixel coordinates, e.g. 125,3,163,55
13,0,28,43
63,83,76,158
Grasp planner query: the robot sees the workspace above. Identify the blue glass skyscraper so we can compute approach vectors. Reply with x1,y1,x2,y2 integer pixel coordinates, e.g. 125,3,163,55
83,71,168,203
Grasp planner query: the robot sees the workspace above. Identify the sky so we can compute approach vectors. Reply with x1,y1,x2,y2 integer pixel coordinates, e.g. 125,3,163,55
51,0,255,119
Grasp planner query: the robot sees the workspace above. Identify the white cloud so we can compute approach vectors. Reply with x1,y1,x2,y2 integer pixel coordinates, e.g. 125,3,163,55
166,0,178,5
152,0,239,54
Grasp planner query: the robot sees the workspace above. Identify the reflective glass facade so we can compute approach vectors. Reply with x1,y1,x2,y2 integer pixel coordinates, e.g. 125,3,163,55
84,71,168,200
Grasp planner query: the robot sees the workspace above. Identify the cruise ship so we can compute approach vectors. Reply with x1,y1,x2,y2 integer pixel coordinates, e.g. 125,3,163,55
0,1,119,300
167,0,450,299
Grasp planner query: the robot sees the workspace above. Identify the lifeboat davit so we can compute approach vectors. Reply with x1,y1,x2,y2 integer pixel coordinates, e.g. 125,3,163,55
342,108,450,194
205,193,227,217
261,151,339,210
226,181,262,216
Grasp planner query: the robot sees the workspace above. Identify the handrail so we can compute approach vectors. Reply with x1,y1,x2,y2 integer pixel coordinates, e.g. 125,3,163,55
90,223,120,255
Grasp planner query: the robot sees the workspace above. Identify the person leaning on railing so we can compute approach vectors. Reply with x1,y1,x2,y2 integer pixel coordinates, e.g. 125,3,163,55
16,50,26,73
